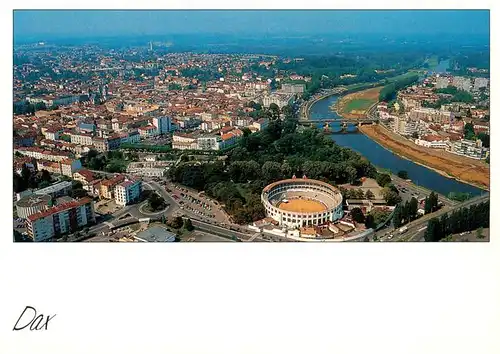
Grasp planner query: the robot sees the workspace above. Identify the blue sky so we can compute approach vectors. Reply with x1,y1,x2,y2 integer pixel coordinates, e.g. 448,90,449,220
14,10,490,39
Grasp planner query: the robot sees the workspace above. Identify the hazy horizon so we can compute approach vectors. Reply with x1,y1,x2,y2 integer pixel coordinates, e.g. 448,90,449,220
14,10,490,42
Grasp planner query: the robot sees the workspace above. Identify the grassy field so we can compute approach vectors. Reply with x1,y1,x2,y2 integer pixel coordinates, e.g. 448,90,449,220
344,98,375,112
425,55,439,70
334,87,382,119
386,71,421,83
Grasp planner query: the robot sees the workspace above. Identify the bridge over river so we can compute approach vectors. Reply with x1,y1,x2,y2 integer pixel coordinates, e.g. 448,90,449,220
297,117,378,125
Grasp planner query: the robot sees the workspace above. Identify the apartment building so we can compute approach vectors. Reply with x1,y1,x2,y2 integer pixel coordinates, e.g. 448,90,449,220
60,159,83,177
114,179,142,206
14,147,72,162
449,139,488,160
262,93,294,108
281,83,305,94
138,125,159,138
26,197,95,242
99,175,126,199
393,116,419,136
414,135,449,149
252,118,269,131
70,132,93,146
409,108,454,125
172,133,198,150
152,116,172,134
197,136,223,151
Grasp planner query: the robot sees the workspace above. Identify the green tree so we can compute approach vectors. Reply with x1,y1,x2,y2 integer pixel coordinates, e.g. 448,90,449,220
397,170,409,179
425,218,442,242
476,227,485,240
409,197,418,221
261,161,283,184
184,218,194,231
464,122,476,140
382,187,402,206
350,207,365,223
148,193,166,211
168,216,184,229
376,173,392,187
365,189,375,200
393,204,403,228
365,214,376,229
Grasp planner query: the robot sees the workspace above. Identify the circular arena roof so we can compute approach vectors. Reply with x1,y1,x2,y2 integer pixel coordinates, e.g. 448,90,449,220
262,178,342,216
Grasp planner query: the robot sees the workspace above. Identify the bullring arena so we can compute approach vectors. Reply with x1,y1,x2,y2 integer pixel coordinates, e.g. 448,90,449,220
261,177,344,228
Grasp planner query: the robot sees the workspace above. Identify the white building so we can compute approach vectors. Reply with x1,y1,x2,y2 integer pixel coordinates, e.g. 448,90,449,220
262,93,294,108
60,159,82,177
393,116,419,136
414,137,449,149
152,116,172,134
197,136,223,151
281,83,305,94
114,179,142,206
70,133,93,146
473,77,489,91
449,139,488,160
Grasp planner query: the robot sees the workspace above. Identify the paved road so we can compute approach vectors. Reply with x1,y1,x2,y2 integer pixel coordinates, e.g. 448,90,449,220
386,193,489,242
389,174,457,207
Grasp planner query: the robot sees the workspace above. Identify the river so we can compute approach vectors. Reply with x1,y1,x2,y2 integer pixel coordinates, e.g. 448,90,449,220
308,78,484,197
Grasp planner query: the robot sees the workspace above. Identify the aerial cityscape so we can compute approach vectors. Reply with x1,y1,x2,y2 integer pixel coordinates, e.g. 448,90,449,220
12,10,490,243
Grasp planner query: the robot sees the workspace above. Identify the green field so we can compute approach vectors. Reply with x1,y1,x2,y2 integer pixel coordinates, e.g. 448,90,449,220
343,98,375,113
385,71,421,83
425,55,439,69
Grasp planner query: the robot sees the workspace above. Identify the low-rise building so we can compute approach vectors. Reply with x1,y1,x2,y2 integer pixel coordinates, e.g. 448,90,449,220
99,175,126,199
16,194,52,219
34,181,72,198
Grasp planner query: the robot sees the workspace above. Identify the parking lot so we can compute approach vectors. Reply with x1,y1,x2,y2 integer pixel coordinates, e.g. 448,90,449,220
155,180,231,224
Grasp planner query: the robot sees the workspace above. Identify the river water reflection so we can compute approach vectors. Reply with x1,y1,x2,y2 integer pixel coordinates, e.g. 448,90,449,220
308,87,484,196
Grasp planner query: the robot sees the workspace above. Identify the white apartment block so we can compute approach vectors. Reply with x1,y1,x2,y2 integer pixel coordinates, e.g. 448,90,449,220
262,93,294,108
414,138,449,149
393,116,419,136
281,83,305,94
197,136,223,151
60,159,83,177
70,133,93,146
409,108,454,125
138,125,159,138
114,179,142,206
449,139,488,160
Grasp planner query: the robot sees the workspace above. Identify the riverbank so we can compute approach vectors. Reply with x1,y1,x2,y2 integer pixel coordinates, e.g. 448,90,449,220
359,124,490,190
331,87,382,119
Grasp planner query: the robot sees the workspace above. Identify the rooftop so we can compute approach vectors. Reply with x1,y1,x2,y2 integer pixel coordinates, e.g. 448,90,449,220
135,226,176,242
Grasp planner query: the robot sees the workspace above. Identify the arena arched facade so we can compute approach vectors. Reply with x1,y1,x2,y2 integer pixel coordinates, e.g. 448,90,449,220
261,177,343,229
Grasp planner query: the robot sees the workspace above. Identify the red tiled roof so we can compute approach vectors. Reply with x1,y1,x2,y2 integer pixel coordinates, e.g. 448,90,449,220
27,197,92,222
